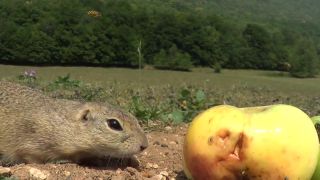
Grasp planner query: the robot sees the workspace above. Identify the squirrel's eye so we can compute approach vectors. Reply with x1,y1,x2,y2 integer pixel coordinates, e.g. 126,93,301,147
107,119,123,131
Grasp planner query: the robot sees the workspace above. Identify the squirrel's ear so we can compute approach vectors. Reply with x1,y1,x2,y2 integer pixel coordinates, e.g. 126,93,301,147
76,108,92,122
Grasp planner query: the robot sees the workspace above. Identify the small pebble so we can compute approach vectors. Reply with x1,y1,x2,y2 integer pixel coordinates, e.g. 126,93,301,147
161,143,168,148
165,126,172,131
153,141,160,145
115,168,122,174
160,171,169,177
111,175,126,180
50,165,57,168
125,167,136,175
146,163,159,169
29,167,50,180
64,171,71,177
146,163,153,169
149,174,163,180
147,170,157,177
152,164,159,169
0,166,11,177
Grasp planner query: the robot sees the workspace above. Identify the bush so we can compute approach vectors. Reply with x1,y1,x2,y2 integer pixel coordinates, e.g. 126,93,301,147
212,63,222,73
153,45,193,71
166,87,214,124
129,95,163,123
289,39,319,78
47,74,80,90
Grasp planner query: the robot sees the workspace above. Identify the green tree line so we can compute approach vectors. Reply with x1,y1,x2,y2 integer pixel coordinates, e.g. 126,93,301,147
0,0,319,77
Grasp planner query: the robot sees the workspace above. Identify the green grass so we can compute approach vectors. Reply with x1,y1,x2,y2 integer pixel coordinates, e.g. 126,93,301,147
1,65,320,95
1,65,320,123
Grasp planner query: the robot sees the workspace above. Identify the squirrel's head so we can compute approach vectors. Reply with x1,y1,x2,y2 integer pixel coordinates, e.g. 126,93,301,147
73,102,148,158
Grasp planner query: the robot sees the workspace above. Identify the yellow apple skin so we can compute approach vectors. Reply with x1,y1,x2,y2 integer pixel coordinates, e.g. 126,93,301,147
183,104,319,180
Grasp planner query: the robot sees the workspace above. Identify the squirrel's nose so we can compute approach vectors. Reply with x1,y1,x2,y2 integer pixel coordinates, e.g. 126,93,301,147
140,135,148,151
140,144,147,151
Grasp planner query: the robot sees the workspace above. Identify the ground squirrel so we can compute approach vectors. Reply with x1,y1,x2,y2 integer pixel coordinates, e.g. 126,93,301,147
0,81,148,165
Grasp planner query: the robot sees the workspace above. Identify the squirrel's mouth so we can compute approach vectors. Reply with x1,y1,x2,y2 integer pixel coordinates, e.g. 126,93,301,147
75,155,140,168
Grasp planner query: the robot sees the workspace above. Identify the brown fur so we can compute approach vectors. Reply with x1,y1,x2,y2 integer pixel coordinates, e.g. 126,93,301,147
0,81,148,165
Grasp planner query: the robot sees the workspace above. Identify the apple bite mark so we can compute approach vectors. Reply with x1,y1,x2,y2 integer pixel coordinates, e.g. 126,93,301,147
213,130,250,179
227,132,245,161
217,131,250,179
188,155,244,180
208,129,231,147
188,130,249,180
217,129,231,140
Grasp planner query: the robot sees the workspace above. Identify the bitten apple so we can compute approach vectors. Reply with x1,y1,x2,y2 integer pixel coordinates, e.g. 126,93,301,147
311,116,320,180
183,104,319,180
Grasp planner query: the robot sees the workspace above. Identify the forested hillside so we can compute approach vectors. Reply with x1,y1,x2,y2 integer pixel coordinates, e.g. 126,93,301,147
178,0,320,41
0,0,319,77
180,0,320,23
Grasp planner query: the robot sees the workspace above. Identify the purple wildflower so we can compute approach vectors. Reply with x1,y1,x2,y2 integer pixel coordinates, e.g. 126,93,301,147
23,69,37,79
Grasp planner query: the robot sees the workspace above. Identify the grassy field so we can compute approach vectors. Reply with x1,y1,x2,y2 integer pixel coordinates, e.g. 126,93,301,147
1,65,320,95
1,64,320,123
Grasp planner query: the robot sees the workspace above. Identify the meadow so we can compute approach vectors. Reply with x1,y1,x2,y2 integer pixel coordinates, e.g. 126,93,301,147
1,64,320,125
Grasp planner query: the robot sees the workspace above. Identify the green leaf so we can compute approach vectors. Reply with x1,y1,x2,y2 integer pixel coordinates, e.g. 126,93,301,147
311,116,320,125
170,110,185,124
195,89,205,102
180,89,191,99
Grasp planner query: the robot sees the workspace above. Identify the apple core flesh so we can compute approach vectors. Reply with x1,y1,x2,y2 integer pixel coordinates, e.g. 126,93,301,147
183,104,319,180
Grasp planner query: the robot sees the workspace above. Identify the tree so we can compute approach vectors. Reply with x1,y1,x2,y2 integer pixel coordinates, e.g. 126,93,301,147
154,44,193,71
242,24,279,70
290,39,319,78
0,0,319,74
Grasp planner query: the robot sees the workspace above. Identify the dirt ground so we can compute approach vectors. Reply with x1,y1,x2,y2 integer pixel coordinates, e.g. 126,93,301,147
0,125,189,180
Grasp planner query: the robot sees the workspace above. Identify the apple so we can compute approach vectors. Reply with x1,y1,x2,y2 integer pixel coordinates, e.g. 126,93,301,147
183,104,319,180
312,116,320,125
311,116,320,180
